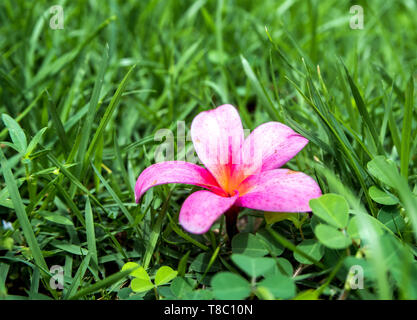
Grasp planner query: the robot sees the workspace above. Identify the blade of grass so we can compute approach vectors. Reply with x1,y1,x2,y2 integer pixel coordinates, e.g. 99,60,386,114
343,64,383,154
84,64,136,174
0,77,42,119
46,153,107,214
113,130,133,199
0,149,48,278
69,267,137,300
28,16,115,88
75,45,109,181
63,253,91,300
400,76,414,179
143,193,171,270
85,198,98,280
266,226,325,269
166,212,209,251
241,55,282,121
90,162,135,226
46,92,70,154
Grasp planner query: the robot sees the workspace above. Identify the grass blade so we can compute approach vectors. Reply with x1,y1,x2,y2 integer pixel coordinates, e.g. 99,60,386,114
84,64,136,171
343,64,383,154
0,149,48,278
85,198,98,280
75,45,109,179
90,162,135,225
69,267,135,300
400,76,414,179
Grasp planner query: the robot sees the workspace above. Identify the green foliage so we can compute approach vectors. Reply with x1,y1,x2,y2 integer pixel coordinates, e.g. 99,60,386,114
231,254,275,278
369,186,399,205
0,0,416,301
293,239,324,265
309,194,349,229
232,232,269,257
1,114,27,154
211,272,251,300
155,266,178,286
257,274,296,299
314,224,351,249
121,262,177,296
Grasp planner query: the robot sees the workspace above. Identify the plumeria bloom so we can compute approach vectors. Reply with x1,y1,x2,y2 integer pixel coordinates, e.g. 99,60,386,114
135,104,322,234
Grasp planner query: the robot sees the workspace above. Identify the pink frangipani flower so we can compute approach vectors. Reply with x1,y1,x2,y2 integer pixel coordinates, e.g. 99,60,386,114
135,104,322,235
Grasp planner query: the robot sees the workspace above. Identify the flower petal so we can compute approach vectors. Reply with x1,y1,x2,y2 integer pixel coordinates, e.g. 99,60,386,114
191,104,244,193
236,169,322,212
135,161,222,203
239,122,308,177
179,190,238,234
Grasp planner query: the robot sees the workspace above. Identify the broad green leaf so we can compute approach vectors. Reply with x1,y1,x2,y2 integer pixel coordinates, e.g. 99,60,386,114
347,215,384,240
370,156,417,244
377,207,406,233
266,226,325,268
314,224,351,249
154,266,178,286
309,194,349,228
117,287,132,300
121,263,150,280
132,268,150,281
189,252,222,273
122,262,139,273
183,290,214,300
232,232,268,257
231,254,275,278
347,217,360,240
344,257,375,281
257,274,296,299
264,258,293,277
369,186,399,205
255,286,275,300
157,286,176,299
170,277,194,298
256,228,284,257
211,272,251,300
131,278,154,293
126,293,145,300
293,239,324,265
367,156,398,188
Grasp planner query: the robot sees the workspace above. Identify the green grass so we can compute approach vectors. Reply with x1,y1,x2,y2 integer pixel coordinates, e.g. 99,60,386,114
0,0,416,300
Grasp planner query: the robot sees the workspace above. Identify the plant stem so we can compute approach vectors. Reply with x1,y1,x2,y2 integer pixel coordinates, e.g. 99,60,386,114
225,205,240,243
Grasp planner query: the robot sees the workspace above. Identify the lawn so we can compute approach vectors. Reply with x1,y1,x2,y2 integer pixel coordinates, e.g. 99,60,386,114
0,0,416,300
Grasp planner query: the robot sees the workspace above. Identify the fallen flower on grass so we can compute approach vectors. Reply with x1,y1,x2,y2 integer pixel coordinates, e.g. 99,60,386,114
135,104,321,236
